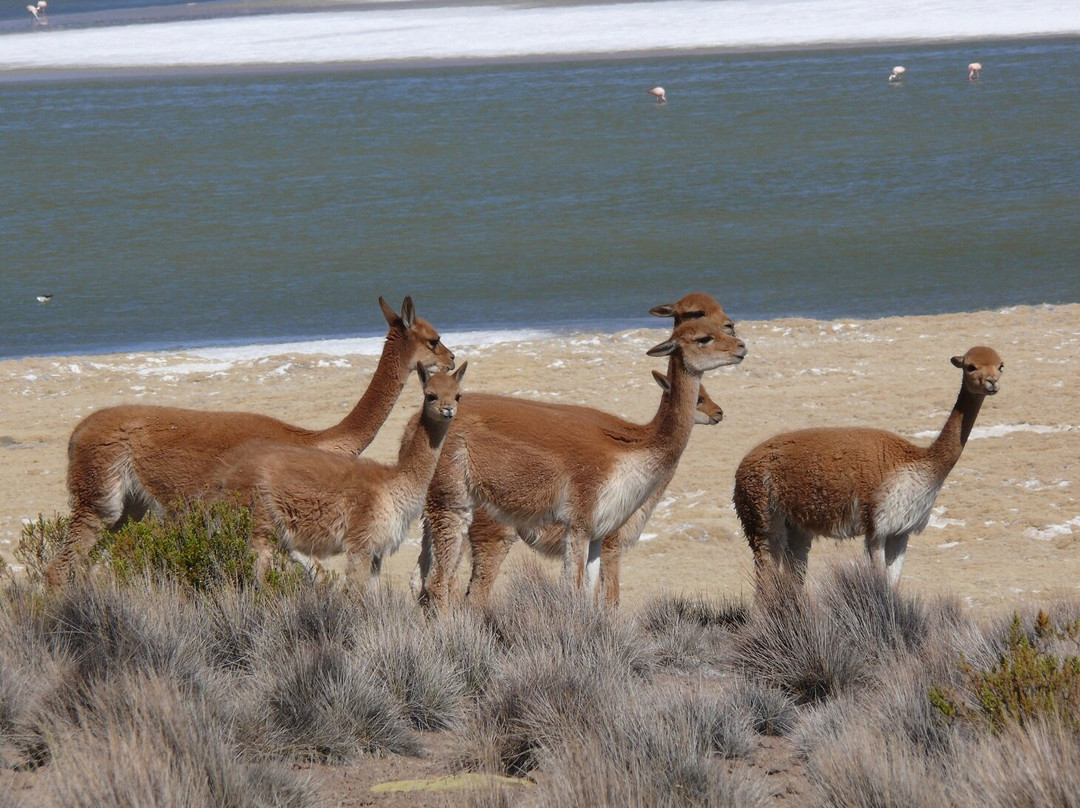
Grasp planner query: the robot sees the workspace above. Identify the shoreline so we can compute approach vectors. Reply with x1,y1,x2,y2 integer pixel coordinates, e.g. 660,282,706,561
3,0,1079,77
3,303,1078,617
4,33,1077,85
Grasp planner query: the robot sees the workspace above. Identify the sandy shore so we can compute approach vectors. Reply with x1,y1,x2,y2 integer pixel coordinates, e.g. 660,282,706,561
2,303,1077,616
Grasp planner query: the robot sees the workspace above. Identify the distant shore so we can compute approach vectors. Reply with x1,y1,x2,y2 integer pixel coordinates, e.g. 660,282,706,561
3,303,1078,617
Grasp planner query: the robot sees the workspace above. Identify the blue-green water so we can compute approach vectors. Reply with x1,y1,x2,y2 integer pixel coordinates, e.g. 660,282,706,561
2,37,1078,359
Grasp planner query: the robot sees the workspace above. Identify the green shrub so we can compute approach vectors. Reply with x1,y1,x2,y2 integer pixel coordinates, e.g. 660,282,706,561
932,612,1080,732
13,513,70,583
91,500,257,591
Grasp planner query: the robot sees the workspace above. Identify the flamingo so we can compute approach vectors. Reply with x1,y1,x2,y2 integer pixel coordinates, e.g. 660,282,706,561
647,86,667,104
968,62,982,80
26,0,46,19
888,65,906,83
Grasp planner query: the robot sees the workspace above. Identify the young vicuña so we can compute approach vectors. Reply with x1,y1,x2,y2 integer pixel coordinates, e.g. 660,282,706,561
215,362,466,585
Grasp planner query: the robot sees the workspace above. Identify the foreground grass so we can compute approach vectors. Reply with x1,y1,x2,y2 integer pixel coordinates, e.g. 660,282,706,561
3,514,1080,806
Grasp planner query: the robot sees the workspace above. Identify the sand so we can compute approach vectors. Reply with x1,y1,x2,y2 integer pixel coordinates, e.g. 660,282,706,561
1,302,1077,617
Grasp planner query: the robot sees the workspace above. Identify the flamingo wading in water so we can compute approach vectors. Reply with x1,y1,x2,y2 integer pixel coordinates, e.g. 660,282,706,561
968,62,982,80
888,66,906,83
647,86,667,103
26,0,46,20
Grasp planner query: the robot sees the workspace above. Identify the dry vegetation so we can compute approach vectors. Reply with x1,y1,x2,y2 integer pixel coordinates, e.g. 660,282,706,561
2,508,1080,807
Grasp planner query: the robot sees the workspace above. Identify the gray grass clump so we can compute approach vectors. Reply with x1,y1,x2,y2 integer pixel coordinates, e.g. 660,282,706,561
481,563,654,677
42,673,316,808
951,717,1080,807
243,640,421,763
638,590,749,670
659,688,757,760
520,685,768,808
728,573,871,705
723,677,799,737
801,718,951,808
463,645,624,776
815,561,932,657
356,614,468,732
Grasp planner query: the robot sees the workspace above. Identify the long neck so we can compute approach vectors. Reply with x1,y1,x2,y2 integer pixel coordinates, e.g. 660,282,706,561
396,409,452,484
927,386,985,474
315,327,412,453
647,354,701,461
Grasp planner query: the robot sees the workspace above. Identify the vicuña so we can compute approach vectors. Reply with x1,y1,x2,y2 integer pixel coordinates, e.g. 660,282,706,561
733,346,1003,587
46,296,454,587
462,371,724,606
420,300,746,610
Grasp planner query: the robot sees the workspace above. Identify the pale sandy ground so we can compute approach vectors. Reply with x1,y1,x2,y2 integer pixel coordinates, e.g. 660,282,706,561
1,303,1077,617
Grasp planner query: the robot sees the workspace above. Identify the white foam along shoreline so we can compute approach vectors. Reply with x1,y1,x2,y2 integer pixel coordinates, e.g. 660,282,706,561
2,0,1079,73
168,327,558,365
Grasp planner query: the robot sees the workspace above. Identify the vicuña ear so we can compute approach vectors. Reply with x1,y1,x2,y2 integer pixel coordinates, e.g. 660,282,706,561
649,303,676,318
400,296,416,329
950,355,964,368
379,296,399,327
651,369,671,392
647,339,678,357
453,360,468,383
416,362,430,386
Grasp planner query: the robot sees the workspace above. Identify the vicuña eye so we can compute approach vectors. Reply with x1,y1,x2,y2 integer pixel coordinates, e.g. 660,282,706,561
428,339,440,349
425,394,437,403
455,394,462,401
965,364,976,372
696,336,713,345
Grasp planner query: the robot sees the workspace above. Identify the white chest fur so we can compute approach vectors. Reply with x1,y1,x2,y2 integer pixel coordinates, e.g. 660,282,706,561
592,451,660,539
874,466,943,538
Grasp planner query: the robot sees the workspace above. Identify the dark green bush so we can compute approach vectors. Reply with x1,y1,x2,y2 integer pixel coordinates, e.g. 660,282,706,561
932,612,1080,732
13,513,70,583
90,500,257,591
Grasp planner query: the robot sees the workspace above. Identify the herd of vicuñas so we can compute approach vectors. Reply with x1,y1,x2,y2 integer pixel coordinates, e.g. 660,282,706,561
41,292,1001,604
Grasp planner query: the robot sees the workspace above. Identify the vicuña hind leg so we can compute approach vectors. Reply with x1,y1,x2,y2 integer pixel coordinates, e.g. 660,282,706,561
43,508,103,588
782,523,813,584
883,533,910,586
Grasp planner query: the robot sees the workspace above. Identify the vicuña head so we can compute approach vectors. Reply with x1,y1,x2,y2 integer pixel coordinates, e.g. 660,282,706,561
733,345,1002,589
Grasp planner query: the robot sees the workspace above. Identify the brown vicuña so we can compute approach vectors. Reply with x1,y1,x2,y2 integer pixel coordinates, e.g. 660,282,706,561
215,362,466,586
45,296,454,587
733,346,1003,587
420,298,746,610
413,291,737,606
462,371,724,607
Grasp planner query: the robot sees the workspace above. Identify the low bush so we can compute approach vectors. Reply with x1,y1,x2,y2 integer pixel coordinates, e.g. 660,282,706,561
90,499,257,590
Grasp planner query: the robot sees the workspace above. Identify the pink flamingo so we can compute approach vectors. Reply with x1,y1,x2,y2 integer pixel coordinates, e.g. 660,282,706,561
647,86,667,104
888,66,906,83
968,62,982,80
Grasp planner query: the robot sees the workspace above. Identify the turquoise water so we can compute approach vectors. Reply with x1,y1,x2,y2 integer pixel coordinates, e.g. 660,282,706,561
2,37,1078,358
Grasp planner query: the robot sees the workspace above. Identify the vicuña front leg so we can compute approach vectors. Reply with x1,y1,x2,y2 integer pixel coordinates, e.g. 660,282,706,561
465,508,517,606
